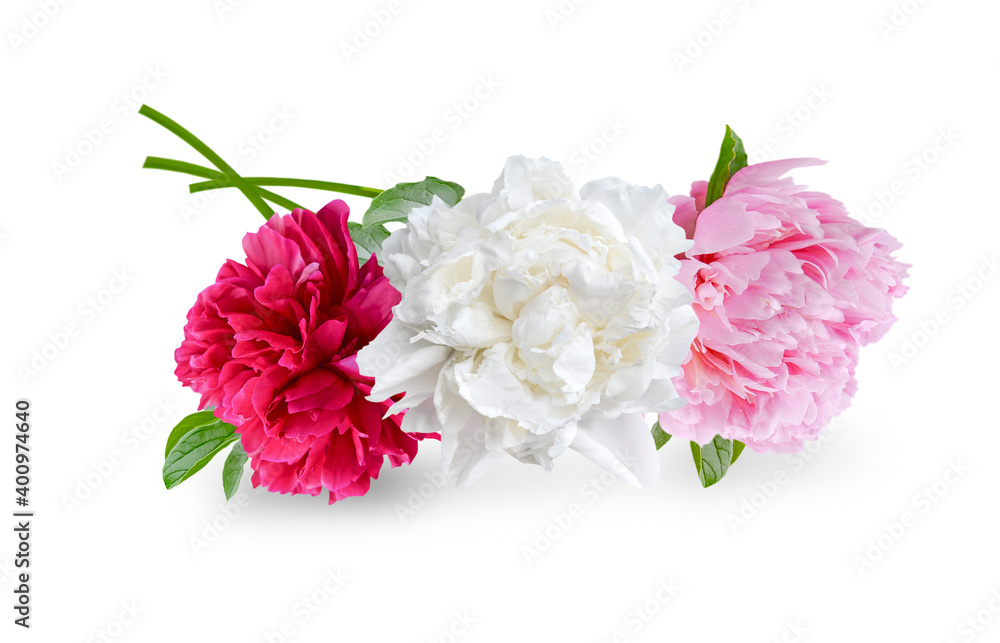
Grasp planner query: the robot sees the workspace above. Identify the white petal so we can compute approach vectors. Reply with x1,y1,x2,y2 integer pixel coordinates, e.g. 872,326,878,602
491,156,578,209
399,396,444,434
357,318,452,405
505,423,578,472
435,388,504,486
657,306,700,368
454,346,531,420
571,415,660,487
580,177,693,267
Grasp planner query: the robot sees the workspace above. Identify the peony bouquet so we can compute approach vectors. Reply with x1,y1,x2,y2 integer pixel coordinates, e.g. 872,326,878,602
143,108,907,504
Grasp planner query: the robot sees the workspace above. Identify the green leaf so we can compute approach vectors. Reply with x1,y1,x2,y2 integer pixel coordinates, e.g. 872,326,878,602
690,435,743,488
651,421,672,450
705,125,748,207
361,177,464,229
164,409,217,458
347,177,464,262
348,221,391,262
221,442,249,501
163,413,239,490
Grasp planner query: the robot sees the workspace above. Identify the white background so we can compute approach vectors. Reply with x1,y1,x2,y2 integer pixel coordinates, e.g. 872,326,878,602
2,0,999,640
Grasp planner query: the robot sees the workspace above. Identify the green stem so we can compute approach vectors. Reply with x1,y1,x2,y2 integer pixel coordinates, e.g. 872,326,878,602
139,105,274,220
143,157,304,212
189,177,382,199
143,156,220,180
144,156,378,209
243,188,303,213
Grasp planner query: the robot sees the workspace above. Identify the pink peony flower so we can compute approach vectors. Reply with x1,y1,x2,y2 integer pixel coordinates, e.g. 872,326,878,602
175,200,431,503
660,159,908,453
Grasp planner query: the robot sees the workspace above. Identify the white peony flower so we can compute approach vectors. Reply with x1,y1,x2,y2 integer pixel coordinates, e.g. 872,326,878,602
357,156,698,487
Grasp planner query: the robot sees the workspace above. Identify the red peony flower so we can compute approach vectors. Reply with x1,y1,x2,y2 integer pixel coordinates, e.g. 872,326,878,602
175,200,431,503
